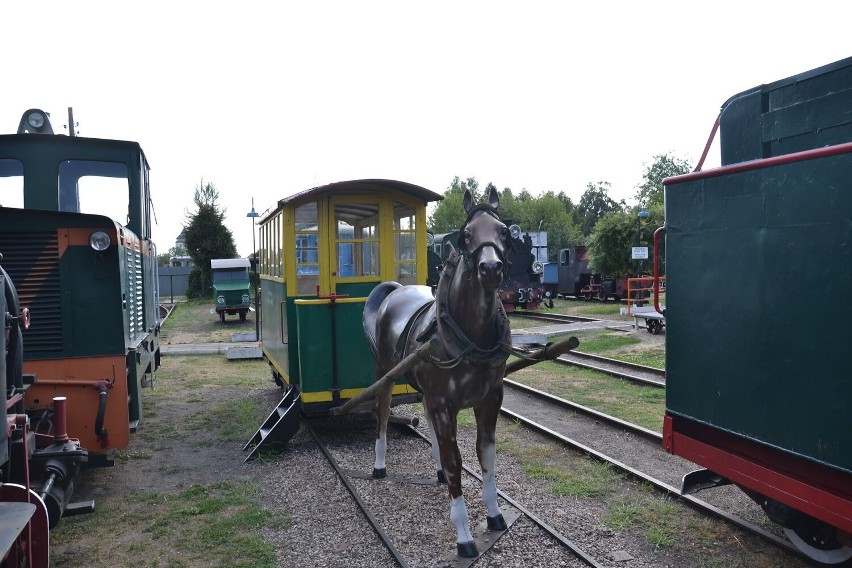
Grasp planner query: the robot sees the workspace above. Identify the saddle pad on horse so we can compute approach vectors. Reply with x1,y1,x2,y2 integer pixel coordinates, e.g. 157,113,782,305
363,282,435,363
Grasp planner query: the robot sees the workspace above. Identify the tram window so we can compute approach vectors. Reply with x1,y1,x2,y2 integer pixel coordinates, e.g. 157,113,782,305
59,160,130,224
394,203,417,285
295,202,320,294
0,159,24,208
335,203,380,279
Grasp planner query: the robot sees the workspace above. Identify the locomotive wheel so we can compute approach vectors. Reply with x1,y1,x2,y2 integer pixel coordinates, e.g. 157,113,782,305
583,292,593,301
219,311,225,323
647,320,661,335
783,526,852,564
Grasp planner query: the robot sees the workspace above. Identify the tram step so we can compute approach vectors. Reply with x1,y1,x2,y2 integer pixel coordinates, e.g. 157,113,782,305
243,389,301,462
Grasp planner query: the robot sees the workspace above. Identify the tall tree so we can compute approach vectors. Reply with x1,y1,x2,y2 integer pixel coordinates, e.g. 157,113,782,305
586,210,639,277
576,181,624,236
184,180,237,298
428,176,481,233
635,154,691,209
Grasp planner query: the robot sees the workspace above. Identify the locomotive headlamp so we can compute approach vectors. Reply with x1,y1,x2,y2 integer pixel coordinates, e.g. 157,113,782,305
27,112,46,129
509,224,521,239
217,295,226,305
18,109,55,134
89,231,111,251
532,261,544,274
242,294,250,305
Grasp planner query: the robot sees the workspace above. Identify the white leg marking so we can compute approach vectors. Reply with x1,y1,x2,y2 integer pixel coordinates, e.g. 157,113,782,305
480,442,502,518
450,496,474,544
374,437,386,471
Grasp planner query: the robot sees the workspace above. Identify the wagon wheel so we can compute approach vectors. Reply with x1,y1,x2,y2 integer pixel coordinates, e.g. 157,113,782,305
783,525,852,564
647,320,661,335
597,288,607,302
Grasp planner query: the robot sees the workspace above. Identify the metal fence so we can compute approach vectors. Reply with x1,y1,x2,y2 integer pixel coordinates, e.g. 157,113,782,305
158,266,191,301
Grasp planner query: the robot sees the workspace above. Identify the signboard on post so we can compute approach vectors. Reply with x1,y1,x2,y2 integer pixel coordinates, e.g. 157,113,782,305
632,246,649,260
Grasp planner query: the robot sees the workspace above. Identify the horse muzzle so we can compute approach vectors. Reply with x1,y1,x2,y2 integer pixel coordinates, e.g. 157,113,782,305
478,260,504,289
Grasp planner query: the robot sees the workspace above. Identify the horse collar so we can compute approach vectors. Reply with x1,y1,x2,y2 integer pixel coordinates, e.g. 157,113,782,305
432,252,511,369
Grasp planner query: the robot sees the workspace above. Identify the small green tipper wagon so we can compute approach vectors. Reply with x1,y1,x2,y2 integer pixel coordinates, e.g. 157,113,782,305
211,258,252,322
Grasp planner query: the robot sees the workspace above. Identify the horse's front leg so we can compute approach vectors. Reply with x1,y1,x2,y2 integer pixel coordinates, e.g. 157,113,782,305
474,383,506,531
421,400,445,483
372,368,395,478
427,400,478,558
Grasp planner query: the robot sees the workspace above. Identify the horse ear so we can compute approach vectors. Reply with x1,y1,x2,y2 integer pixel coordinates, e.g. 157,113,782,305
488,186,499,209
463,189,474,214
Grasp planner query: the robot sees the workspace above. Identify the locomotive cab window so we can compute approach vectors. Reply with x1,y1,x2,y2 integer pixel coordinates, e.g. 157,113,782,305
394,202,417,285
295,202,320,295
0,159,24,208
59,160,130,224
334,202,380,280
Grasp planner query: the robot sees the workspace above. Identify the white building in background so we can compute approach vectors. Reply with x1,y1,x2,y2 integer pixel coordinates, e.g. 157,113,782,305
169,228,193,267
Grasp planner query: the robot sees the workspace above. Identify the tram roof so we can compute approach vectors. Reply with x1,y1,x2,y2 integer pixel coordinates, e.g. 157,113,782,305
277,179,443,208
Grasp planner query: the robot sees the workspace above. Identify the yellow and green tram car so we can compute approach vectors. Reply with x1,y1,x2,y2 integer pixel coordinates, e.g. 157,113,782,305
256,179,442,418
0,109,160,455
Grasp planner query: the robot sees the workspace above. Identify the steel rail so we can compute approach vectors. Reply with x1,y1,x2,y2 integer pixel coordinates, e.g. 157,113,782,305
508,312,600,325
304,421,410,568
504,379,661,442
552,352,666,388
497,407,800,557
406,427,605,568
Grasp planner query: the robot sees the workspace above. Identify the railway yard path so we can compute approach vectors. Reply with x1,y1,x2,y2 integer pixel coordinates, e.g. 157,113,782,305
47,301,816,568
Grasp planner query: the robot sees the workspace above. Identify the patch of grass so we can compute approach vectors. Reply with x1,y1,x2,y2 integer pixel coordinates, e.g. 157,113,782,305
603,494,679,549
115,450,153,463
510,361,665,431
137,479,287,567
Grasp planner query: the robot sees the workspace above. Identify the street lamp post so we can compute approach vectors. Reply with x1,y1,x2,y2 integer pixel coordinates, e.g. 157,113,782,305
637,206,650,276
247,198,260,341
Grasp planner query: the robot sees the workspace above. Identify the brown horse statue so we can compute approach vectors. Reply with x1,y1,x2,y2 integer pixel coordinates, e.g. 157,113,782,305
363,186,512,558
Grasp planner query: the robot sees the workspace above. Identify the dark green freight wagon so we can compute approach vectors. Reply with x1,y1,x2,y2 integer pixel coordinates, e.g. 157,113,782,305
663,58,852,564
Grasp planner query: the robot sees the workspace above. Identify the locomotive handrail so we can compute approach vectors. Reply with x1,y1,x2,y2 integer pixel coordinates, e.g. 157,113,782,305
653,226,665,315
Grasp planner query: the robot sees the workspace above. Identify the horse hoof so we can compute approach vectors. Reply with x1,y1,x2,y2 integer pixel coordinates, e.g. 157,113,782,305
457,541,478,558
437,470,447,484
372,468,386,479
487,514,507,531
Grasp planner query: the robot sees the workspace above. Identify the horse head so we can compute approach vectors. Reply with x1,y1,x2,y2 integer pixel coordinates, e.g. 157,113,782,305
456,186,512,291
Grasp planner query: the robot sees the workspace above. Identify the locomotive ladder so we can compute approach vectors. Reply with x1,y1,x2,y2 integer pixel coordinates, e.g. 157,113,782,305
243,387,301,462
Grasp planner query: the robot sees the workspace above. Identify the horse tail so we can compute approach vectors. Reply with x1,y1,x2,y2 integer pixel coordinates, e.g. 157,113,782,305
363,281,402,360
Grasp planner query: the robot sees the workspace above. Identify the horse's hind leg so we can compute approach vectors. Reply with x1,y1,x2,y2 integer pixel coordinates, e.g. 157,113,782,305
372,368,395,478
474,393,506,531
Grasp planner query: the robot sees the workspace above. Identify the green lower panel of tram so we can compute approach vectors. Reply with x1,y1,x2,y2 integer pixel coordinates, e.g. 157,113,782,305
295,297,417,409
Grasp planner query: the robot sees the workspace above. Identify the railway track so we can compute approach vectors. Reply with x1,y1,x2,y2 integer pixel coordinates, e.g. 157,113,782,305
500,379,809,564
304,415,603,567
552,351,665,388
303,382,810,567
509,311,601,325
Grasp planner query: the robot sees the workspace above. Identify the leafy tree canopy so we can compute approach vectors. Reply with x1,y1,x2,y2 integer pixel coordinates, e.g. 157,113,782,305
635,154,691,209
428,177,583,261
427,176,481,233
183,180,237,298
576,182,624,236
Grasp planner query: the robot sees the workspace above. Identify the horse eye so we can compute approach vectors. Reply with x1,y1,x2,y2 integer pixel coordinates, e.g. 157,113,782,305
463,229,472,242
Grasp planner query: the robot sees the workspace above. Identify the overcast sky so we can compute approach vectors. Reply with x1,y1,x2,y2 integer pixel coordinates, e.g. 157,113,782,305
2,2,850,256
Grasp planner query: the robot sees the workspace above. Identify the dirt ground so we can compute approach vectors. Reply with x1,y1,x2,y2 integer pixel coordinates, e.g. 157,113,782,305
48,299,812,568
